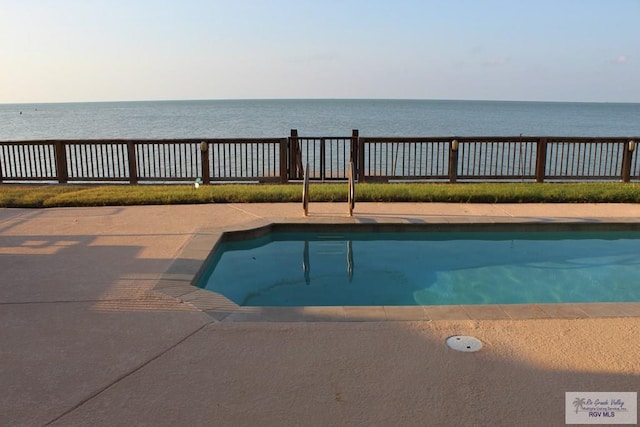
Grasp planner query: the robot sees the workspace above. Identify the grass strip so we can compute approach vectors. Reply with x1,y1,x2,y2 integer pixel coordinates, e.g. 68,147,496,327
0,182,639,208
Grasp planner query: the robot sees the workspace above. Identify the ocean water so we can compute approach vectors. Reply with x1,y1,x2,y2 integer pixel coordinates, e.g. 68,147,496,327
1,99,640,140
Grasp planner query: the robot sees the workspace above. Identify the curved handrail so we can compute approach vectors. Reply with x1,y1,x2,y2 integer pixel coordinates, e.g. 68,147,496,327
348,161,355,216
302,161,309,216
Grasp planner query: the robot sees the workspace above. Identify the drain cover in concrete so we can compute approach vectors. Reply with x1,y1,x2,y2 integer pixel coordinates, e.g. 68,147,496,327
446,335,482,352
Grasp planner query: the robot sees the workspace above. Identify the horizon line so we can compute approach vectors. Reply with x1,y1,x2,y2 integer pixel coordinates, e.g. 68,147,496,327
2,97,640,106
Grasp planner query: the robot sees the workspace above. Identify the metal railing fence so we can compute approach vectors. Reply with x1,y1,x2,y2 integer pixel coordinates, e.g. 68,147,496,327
1,133,637,184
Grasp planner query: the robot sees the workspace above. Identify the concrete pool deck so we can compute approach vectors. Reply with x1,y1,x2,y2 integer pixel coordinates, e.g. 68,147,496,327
2,203,640,426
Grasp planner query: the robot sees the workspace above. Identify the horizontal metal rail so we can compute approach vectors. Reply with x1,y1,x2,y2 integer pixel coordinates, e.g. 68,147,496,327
66,141,130,182
543,137,628,181
0,141,58,181
207,138,285,183
455,137,538,181
294,136,352,181
359,137,450,181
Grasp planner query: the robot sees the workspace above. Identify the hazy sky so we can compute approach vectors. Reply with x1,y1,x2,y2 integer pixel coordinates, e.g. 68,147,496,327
1,0,638,103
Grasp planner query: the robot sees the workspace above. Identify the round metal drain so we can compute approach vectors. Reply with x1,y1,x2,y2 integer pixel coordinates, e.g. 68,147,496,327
446,335,483,352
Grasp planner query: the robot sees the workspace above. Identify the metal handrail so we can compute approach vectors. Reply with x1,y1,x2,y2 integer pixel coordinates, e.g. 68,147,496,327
348,161,355,216
302,162,309,216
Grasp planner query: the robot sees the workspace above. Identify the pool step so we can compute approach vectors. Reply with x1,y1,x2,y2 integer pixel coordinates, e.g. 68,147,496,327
315,240,347,255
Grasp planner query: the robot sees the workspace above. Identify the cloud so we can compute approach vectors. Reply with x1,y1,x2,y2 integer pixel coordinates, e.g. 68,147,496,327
612,55,629,64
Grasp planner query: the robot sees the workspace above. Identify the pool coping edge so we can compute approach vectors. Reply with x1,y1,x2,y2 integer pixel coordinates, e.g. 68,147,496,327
152,218,640,322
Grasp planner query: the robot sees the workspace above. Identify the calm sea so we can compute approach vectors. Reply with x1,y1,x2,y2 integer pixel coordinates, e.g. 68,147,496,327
1,99,639,140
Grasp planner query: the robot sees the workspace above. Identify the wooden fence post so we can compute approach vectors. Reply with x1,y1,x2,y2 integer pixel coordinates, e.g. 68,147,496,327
55,141,68,183
357,137,365,182
200,141,210,184
319,138,327,181
621,140,635,183
535,138,547,183
126,141,138,184
289,129,299,180
350,129,359,175
280,138,288,183
449,139,459,183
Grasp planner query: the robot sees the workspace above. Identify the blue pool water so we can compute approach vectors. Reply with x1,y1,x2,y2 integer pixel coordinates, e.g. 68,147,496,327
196,230,640,306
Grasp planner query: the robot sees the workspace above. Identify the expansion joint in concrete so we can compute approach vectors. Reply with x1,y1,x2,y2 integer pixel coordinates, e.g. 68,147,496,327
43,321,213,426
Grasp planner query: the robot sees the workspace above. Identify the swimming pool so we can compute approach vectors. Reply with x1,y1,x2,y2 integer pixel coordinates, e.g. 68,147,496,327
195,224,640,307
